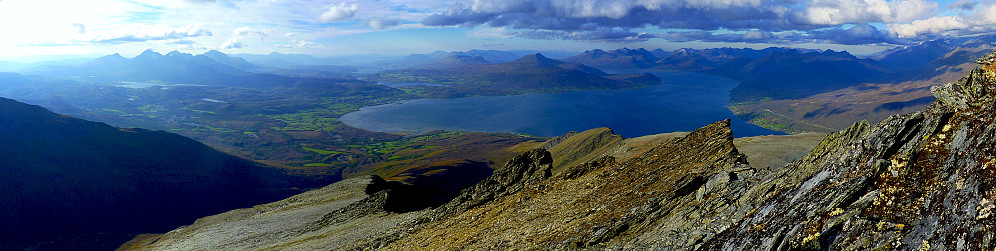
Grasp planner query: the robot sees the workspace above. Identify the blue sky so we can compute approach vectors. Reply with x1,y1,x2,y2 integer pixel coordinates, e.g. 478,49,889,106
0,0,991,61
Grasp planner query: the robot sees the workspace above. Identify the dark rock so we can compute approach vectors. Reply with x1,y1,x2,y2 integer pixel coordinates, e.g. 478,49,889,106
703,50,996,250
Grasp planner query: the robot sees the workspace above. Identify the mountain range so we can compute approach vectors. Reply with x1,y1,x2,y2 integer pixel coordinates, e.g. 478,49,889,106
563,48,662,69
370,53,661,96
21,50,296,89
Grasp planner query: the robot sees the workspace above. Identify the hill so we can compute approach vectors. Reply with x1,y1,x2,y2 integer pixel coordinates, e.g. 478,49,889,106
0,97,298,249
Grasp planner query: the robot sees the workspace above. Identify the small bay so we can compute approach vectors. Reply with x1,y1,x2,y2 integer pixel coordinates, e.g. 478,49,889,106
341,71,782,138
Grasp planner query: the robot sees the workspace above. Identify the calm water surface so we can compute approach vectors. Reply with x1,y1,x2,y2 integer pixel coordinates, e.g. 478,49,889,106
341,71,782,138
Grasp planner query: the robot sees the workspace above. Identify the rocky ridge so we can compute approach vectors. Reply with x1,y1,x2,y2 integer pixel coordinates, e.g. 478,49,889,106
704,51,996,250
125,52,996,251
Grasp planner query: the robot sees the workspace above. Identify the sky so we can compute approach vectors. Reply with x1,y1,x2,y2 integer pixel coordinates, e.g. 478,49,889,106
0,0,993,61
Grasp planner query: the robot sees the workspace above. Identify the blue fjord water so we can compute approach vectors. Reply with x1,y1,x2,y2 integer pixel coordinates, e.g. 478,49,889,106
341,71,782,138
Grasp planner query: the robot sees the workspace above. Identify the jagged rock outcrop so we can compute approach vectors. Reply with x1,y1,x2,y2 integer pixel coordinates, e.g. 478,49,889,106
433,149,555,215
703,51,996,250
931,62,996,110
345,119,760,250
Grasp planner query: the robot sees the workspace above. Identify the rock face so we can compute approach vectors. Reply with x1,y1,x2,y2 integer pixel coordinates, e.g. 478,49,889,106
127,52,996,251
0,97,295,250
345,119,759,250
705,51,996,250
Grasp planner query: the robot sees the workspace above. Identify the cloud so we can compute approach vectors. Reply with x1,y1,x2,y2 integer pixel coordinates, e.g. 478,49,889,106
887,16,971,38
419,0,955,45
92,23,212,44
946,0,976,11
234,26,266,37
886,2,996,38
796,0,938,25
169,39,196,45
467,27,514,39
512,28,653,43
807,24,896,44
422,0,805,32
659,30,779,43
319,2,358,23
364,17,400,29
221,37,245,49
655,24,896,45
275,40,325,48
72,23,87,34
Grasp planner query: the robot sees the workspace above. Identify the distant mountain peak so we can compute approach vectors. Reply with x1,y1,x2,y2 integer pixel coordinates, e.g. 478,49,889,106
97,53,127,60
510,53,557,66
166,50,194,58
134,49,163,60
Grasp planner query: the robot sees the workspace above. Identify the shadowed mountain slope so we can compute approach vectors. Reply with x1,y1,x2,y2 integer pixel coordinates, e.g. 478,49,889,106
0,97,297,250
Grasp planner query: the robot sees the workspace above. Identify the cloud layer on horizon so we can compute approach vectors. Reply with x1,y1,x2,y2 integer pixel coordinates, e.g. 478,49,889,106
1,0,994,58
420,0,992,44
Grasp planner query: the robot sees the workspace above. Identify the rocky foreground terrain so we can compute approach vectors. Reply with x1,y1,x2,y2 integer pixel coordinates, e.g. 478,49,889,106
123,52,996,250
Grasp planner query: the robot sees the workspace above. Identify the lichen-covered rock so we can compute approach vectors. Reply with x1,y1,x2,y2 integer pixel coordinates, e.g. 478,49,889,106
931,67,996,110
703,51,996,250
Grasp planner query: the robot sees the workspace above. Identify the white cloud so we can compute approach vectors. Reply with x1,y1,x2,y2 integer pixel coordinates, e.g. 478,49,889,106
221,37,245,49
92,23,213,44
319,2,359,23
275,40,325,48
887,16,969,38
364,17,399,29
72,23,88,34
798,0,938,25
234,26,266,37
467,27,514,39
